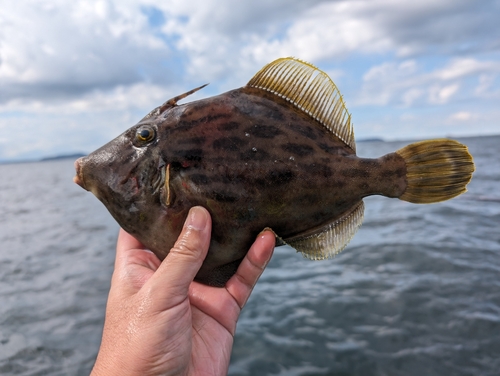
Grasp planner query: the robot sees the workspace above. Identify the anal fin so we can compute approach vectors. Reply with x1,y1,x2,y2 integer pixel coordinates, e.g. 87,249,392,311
262,227,287,247
284,201,365,260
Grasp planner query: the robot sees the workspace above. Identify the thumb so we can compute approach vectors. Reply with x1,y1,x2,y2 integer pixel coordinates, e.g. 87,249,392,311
148,206,212,305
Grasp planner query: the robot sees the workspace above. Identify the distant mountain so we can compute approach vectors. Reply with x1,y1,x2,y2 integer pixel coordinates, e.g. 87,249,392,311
40,153,86,162
357,137,384,143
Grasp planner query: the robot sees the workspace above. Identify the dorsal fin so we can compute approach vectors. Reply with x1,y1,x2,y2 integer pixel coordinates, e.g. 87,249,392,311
284,201,364,260
247,57,355,151
140,84,209,122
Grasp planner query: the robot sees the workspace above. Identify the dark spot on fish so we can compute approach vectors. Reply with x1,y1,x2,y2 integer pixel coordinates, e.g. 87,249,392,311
300,163,331,177
188,101,211,114
381,169,396,178
335,199,347,208
343,168,370,178
220,175,234,184
266,108,285,122
311,211,329,222
240,148,270,161
218,122,240,131
380,167,406,179
252,176,268,188
211,191,238,203
358,182,369,190
297,193,319,205
228,90,242,99
335,180,346,189
212,170,233,185
359,160,380,168
318,143,338,154
210,174,233,184
247,207,257,220
287,123,318,140
318,142,354,156
213,137,248,151
240,94,286,121
268,169,295,184
176,113,232,131
178,136,206,145
252,169,295,188
170,161,182,171
190,174,210,185
234,206,258,222
395,167,406,178
175,148,203,163
244,124,283,139
199,113,232,124
229,174,244,185
282,143,314,156
171,121,197,133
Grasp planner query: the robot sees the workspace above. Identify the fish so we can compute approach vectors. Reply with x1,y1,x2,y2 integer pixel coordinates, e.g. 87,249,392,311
73,57,475,287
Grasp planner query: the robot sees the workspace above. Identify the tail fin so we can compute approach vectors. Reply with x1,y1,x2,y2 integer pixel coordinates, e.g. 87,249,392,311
395,139,475,204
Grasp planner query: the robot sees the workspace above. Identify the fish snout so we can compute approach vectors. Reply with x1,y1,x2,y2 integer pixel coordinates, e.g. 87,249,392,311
73,157,88,190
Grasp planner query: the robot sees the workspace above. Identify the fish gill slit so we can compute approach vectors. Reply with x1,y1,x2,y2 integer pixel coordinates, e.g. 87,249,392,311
165,164,172,207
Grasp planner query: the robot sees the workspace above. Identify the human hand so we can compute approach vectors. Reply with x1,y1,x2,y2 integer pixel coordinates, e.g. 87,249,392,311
90,206,275,376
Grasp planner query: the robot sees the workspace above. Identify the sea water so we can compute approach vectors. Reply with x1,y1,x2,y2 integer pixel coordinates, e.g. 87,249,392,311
1,136,499,375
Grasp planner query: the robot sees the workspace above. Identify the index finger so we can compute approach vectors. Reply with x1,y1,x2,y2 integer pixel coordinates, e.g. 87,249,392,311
225,230,275,309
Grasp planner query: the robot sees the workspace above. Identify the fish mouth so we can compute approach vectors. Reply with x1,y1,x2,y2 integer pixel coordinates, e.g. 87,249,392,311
73,157,88,191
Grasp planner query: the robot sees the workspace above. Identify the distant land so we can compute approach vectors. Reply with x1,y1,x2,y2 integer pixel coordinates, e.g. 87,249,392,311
357,137,384,142
40,153,86,162
0,153,85,165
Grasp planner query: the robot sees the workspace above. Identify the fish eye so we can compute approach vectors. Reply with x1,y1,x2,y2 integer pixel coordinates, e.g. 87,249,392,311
135,125,156,145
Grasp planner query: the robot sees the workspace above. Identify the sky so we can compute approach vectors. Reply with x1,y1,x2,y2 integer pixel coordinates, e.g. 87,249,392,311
1,0,499,161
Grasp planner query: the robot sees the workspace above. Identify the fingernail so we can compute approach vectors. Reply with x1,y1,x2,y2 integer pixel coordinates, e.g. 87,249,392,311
186,206,207,231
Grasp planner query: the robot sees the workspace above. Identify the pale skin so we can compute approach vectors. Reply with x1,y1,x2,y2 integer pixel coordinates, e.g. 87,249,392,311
90,206,276,376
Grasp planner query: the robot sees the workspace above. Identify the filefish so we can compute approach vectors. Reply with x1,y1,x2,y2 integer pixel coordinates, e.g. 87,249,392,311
73,57,475,287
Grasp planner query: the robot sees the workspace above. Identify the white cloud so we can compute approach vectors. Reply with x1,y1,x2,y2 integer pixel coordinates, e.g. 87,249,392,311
3,0,499,102
0,83,182,115
239,2,393,63
429,83,460,104
436,58,500,80
475,74,500,98
401,88,423,107
0,1,171,100
356,58,500,106
154,0,500,75
449,111,474,122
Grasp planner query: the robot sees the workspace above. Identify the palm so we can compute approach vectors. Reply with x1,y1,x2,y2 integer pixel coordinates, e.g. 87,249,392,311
190,304,233,374
114,249,242,374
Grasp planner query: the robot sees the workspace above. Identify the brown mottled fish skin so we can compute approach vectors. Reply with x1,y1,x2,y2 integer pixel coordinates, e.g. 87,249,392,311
74,58,474,287
75,87,406,286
